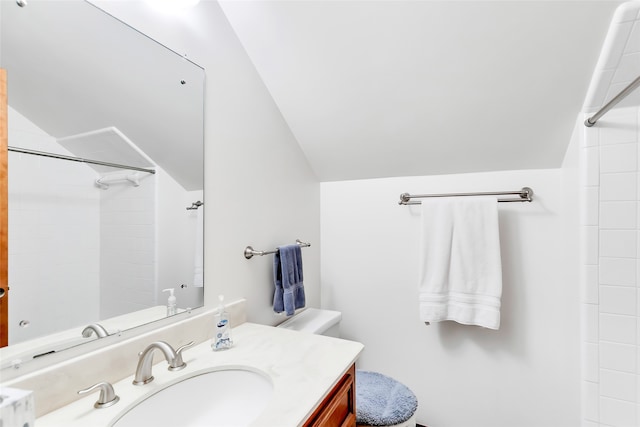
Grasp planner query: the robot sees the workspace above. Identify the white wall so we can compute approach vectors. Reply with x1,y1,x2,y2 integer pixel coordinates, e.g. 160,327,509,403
581,106,640,427
89,0,321,325
7,107,100,343
321,168,580,426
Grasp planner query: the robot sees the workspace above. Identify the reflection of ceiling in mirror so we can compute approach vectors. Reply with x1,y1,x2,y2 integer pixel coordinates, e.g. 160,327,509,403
0,0,205,190
58,127,155,173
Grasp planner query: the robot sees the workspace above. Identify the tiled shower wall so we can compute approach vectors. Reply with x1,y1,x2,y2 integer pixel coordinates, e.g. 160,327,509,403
580,2,640,426
99,173,156,320
581,106,640,427
7,108,101,343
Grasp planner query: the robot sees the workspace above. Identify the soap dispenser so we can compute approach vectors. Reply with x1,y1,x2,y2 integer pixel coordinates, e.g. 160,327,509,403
162,288,176,316
212,295,233,351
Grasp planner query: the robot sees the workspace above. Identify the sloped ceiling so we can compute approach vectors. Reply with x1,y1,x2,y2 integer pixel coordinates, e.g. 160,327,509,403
220,0,623,182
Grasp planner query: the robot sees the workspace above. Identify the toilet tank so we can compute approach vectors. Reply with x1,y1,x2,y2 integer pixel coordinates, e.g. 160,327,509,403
276,308,342,338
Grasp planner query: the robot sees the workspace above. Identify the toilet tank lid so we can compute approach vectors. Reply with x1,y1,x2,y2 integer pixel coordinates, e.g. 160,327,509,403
277,308,342,334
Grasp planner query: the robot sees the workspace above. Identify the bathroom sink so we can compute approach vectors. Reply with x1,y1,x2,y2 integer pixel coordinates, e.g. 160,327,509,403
110,368,273,427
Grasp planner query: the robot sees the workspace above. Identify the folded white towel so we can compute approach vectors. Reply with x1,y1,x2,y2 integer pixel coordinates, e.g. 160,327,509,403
419,196,502,329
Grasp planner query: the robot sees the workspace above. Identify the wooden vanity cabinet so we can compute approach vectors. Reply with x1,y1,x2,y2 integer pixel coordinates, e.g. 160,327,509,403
303,363,356,427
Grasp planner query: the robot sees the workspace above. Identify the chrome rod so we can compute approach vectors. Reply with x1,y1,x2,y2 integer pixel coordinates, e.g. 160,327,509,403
244,239,311,260
399,187,533,205
8,146,156,174
585,75,640,127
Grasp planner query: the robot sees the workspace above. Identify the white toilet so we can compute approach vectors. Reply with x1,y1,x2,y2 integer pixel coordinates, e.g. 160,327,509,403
277,308,418,427
277,307,342,337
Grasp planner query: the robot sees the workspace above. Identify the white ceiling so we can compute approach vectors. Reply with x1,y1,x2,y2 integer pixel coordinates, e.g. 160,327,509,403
219,0,623,182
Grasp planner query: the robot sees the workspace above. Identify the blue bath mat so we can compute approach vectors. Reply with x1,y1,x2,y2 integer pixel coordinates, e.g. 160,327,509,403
356,370,418,426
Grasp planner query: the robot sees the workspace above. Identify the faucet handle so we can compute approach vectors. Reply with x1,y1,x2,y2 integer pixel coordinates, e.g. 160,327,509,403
77,381,119,409
169,340,195,371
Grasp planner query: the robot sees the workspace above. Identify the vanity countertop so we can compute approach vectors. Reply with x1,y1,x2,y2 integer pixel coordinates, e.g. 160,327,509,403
35,322,364,427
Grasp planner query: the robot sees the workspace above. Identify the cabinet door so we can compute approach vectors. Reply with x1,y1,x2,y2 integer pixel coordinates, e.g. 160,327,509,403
304,364,356,427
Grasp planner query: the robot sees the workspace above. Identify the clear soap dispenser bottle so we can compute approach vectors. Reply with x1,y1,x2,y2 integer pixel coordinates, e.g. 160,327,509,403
162,288,176,316
212,295,233,351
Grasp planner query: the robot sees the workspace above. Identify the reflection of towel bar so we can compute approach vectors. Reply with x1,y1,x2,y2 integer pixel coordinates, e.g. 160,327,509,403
244,239,310,259
398,187,534,205
186,201,203,210
95,173,141,190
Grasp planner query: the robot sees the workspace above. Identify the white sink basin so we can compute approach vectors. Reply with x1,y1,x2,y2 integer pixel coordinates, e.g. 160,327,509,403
110,368,273,427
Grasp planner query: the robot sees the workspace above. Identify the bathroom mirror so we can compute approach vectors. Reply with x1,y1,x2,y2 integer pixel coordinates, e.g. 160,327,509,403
0,0,205,367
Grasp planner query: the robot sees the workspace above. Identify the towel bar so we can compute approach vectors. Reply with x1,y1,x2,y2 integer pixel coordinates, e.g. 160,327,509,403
399,187,533,205
244,239,310,259
186,201,203,210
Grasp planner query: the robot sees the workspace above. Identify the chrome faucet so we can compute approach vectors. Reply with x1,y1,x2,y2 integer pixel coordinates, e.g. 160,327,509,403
133,341,194,385
81,323,109,338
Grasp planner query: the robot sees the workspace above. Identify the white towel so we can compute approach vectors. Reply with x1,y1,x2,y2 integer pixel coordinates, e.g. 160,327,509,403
192,206,204,287
419,196,502,329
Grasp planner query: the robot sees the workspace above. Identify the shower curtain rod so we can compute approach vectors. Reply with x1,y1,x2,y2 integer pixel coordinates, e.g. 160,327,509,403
398,187,534,205
8,146,156,174
585,75,640,127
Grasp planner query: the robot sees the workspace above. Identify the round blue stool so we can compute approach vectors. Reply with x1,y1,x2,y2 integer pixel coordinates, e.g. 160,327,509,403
355,370,418,427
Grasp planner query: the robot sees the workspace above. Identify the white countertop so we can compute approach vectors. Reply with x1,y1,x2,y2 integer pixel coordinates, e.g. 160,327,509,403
35,322,364,427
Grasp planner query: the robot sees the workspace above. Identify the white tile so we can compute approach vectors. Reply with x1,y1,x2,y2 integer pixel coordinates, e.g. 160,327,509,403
601,313,637,345
601,369,637,401
624,21,640,54
581,187,600,226
615,3,640,23
582,226,599,265
582,381,599,422
601,201,636,230
600,396,637,426
583,303,599,343
582,147,600,187
637,314,640,352
597,21,633,70
612,53,640,84
600,230,637,258
583,342,600,382
600,342,637,373
599,109,638,145
600,257,636,286
601,286,637,315
583,69,615,112
583,264,599,304
583,121,599,148
601,143,637,173
601,173,637,201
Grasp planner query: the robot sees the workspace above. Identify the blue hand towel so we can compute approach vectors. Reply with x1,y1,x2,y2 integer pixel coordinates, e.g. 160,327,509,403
273,244,305,316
